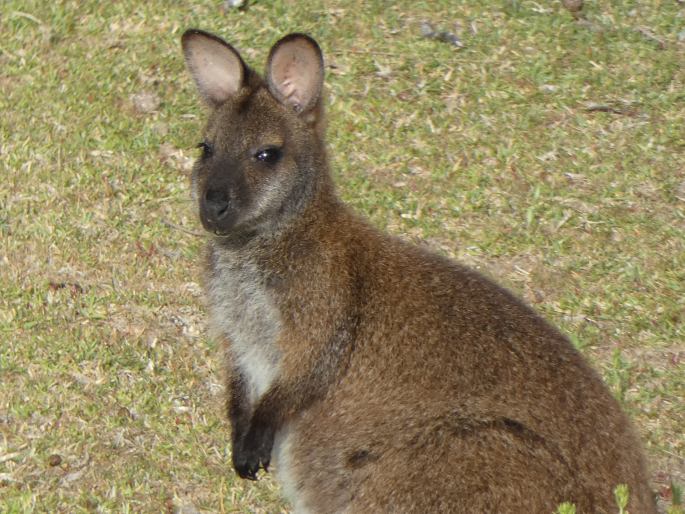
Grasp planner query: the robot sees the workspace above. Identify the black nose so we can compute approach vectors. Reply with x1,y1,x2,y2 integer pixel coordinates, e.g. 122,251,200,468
204,188,230,220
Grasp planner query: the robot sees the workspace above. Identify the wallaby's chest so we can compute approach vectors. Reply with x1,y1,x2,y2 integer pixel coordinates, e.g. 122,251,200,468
206,248,282,405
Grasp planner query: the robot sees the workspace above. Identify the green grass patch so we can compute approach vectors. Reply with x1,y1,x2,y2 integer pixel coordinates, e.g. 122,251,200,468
1,0,683,511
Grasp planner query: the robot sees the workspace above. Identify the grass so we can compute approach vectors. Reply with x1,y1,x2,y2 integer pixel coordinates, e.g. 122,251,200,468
1,0,683,512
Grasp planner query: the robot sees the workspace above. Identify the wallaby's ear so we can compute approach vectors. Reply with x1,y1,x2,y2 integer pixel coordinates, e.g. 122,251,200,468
266,34,324,114
182,29,248,107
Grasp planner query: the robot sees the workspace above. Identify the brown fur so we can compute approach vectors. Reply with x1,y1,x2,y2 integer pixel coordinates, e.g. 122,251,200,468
181,30,656,513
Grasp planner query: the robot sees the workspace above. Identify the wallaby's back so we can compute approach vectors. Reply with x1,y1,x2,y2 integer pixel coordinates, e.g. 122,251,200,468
181,30,656,513
271,212,654,513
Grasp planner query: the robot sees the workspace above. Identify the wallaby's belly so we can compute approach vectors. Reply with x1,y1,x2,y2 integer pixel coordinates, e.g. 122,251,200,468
206,249,282,405
281,390,651,514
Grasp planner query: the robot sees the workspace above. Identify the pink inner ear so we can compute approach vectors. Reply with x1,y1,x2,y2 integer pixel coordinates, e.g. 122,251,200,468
278,65,303,109
268,39,322,112
184,33,244,105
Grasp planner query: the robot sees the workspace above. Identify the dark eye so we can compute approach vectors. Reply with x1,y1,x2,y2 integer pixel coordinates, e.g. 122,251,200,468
254,147,282,164
196,141,213,159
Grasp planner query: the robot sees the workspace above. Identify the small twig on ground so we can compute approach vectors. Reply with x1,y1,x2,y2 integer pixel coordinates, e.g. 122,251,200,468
585,103,625,115
0,451,24,464
10,11,44,25
331,49,401,57
584,102,641,117
161,219,204,237
658,448,685,462
635,26,666,49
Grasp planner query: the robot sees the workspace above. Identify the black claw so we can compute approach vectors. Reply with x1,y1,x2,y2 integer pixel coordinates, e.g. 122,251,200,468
234,459,259,480
231,414,275,480
232,438,272,479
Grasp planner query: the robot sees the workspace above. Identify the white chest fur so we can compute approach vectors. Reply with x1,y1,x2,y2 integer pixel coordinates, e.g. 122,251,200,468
206,245,282,406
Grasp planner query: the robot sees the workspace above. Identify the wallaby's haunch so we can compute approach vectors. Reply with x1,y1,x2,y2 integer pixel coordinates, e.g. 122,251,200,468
181,30,656,513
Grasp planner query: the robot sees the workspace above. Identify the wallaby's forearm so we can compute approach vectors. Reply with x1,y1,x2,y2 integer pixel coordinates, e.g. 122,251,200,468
233,308,359,478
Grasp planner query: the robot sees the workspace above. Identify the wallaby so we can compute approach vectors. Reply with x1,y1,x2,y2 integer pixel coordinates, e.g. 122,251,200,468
181,29,656,513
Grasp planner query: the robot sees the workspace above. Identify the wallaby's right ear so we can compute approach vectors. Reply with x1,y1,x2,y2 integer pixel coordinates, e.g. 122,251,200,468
182,29,248,107
266,34,324,114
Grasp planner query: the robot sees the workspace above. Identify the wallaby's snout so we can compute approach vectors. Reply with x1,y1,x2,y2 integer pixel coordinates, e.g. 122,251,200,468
201,183,233,234
203,186,230,226
197,155,248,235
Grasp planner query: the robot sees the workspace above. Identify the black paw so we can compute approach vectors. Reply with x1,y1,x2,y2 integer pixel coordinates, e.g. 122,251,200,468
232,420,275,480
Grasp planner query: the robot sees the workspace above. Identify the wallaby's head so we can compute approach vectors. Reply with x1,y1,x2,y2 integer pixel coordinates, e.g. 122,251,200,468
182,30,327,238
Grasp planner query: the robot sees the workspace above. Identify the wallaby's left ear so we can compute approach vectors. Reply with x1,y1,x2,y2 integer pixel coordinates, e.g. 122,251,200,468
266,34,324,114
182,29,248,107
